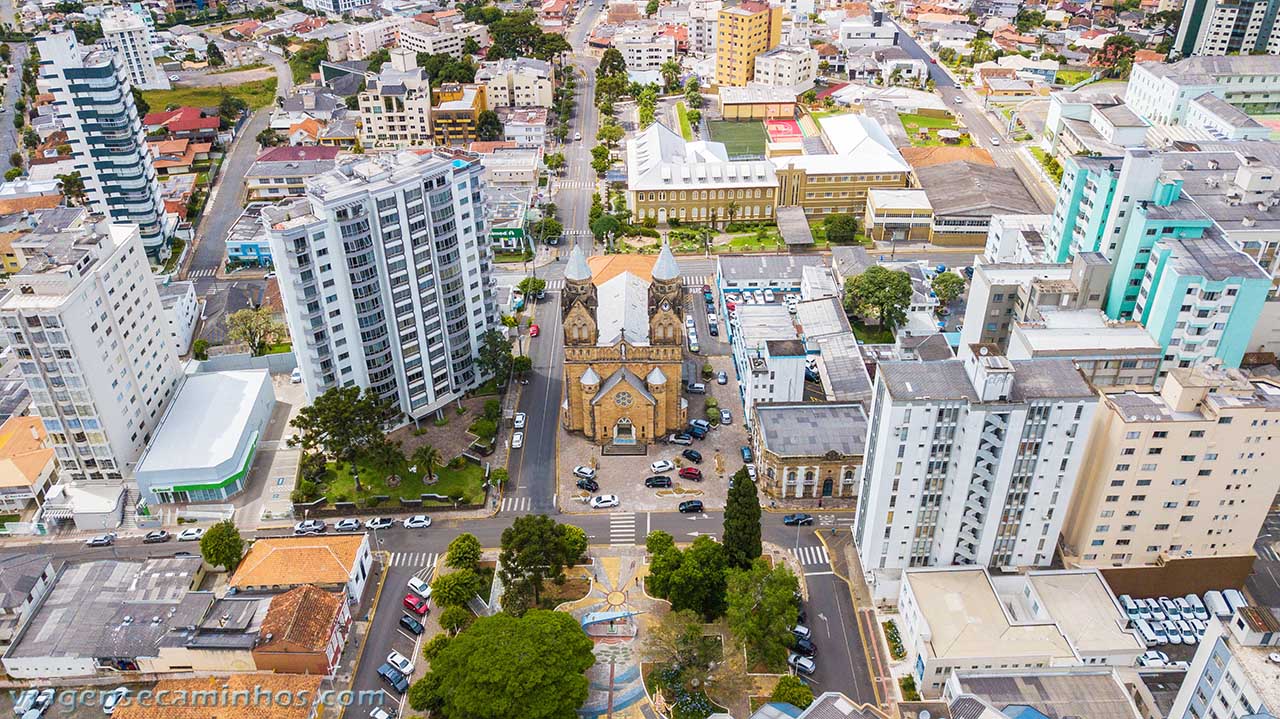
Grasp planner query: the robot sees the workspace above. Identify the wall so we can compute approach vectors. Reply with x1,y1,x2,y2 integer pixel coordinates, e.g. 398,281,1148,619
193,352,297,374
1098,555,1256,598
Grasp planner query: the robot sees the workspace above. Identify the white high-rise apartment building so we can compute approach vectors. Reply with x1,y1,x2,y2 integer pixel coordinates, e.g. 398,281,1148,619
855,350,1098,602
100,7,168,91
0,224,183,482
38,33,167,256
304,0,370,18
263,151,497,422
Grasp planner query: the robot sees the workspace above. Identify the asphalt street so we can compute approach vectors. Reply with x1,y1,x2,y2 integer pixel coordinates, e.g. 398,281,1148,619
0,43,26,170
1246,493,1280,607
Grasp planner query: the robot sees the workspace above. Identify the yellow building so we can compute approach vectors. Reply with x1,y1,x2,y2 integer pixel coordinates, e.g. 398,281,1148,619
751,402,867,501
0,232,24,274
715,0,783,87
431,83,489,147
1061,363,1280,568
561,244,688,446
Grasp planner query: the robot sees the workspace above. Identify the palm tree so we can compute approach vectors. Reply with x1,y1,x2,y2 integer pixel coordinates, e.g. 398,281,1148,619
659,59,681,93
413,444,441,484
725,201,738,229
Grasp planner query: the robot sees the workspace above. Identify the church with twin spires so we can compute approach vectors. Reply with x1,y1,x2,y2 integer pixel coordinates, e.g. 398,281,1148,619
560,243,688,445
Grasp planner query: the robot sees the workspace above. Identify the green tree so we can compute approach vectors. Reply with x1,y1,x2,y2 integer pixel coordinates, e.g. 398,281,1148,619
596,121,624,147
408,610,594,717
844,266,912,328
411,443,440,483
491,467,510,487
646,0,659,14
446,533,482,571
597,47,627,78
513,355,533,375
476,328,513,379
532,217,563,243
931,271,965,305
641,608,750,708
822,213,860,243
659,58,681,92
476,109,503,141
722,467,761,569
422,633,451,662
288,386,399,470
543,152,566,174
192,338,209,360
217,91,248,124
288,40,329,84
684,76,702,108
590,153,612,175
463,37,481,55
439,605,473,635
590,214,622,242
638,101,655,128
648,534,729,620
770,675,814,709
725,558,800,670
199,520,244,571
206,40,226,66
256,128,283,146
499,515,585,613
518,276,548,296
225,306,287,356
687,108,702,126
432,569,484,607
8,152,20,169
801,88,817,104
1014,8,1044,32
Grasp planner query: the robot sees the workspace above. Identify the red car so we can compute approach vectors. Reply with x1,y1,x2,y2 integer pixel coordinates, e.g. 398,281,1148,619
402,593,430,615
530,324,540,337
678,467,703,481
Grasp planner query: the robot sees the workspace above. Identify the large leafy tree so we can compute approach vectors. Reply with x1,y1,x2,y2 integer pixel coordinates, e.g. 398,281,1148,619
931,271,965,305
725,558,800,670
409,610,594,718
659,58,681,92
476,110,503,141
199,520,244,571
646,533,729,620
225,306,287,356
722,467,761,569
641,608,751,710
288,385,398,465
771,675,814,709
597,47,627,78
844,266,913,328
822,213,859,243
432,569,484,607
446,532,482,571
499,515,586,613
476,328,513,380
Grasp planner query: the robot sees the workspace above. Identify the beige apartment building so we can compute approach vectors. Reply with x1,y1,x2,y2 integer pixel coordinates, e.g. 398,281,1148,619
1061,362,1280,568
714,0,783,87
357,48,433,148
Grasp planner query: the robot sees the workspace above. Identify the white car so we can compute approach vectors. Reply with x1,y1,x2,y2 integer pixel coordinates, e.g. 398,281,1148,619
651,459,675,474
293,519,326,535
169,74,181,82
990,137,1001,146
590,494,620,509
513,412,527,429
512,432,524,449
747,464,757,480
1139,650,1169,667
103,686,130,715
573,465,597,480
763,289,776,303
953,96,963,104
290,367,303,384
788,653,816,675
370,708,393,719
404,515,432,529
386,650,415,676
334,518,361,532
574,131,582,141
177,527,205,542
365,517,394,529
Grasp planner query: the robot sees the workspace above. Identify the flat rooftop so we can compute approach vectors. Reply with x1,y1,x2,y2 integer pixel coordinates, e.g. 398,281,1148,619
735,304,798,343
135,370,271,474
905,568,1076,662
1012,310,1162,354
1026,571,1145,656
718,254,829,285
755,402,868,457
951,671,1142,719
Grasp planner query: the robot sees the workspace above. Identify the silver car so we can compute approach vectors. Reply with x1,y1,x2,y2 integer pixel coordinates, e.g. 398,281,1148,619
720,409,732,424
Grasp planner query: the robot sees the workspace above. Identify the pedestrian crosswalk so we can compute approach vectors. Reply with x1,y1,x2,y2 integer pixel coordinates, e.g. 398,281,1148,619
609,512,637,545
1260,543,1280,562
501,496,532,512
555,180,597,190
388,551,439,574
545,279,566,291
683,275,713,288
187,268,216,279
791,544,830,566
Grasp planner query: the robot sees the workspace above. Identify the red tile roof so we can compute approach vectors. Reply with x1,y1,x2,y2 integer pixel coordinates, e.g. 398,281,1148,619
144,106,220,133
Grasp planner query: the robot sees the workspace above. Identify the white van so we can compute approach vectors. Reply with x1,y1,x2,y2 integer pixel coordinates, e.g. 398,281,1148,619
1204,590,1231,618
407,576,432,598
1135,618,1159,647
1185,593,1208,621
1149,620,1169,645
1119,594,1139,623
1224,589,1247,614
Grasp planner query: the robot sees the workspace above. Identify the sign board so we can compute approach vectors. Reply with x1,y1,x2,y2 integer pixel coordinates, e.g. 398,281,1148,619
491,227,525,241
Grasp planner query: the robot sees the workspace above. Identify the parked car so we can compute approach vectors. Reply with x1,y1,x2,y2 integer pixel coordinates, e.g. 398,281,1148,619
651,459,676,473
512,431,524,449
514,412,527,429
290,367,303,383
386,650,415,676
669,433,693,446
590,494,620,509
577,477,599,492
529,324,540,337
679,500,704,513
686,382,706,394
682,449,703,463
783,513,814,526
366,517,395,530
690,419,712,432
573,465,598,480
717,371,728,385
86,533,115,547
334,518,361,532
791,625,812,640
399,615,425,635
678,467,703,481
293,519,325,535
687,424,708,439
719,409,732,424
645,475,673,488
377,663,410,694
177,527,205,542
143,529,171,544
793,637,817,657
402,593,430,615
741,446,754,462
747,464,757,480
407,577,432,598
403,515,432,529
788,653,816,675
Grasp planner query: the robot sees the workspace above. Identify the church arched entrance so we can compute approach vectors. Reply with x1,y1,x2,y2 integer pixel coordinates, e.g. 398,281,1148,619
613,417,636,445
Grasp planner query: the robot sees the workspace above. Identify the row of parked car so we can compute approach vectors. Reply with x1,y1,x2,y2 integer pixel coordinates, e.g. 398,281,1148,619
1120,589,1247,648
787,594,818,676
379,575,435,696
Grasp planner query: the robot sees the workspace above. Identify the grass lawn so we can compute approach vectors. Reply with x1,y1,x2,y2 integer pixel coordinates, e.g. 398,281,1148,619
473,377,502,396
211,62,268,74
897,111,971,147
1054,69,1093,86
851,318,895,344
0,513,19,525
493,252,531,263
707,120,767,157
161,237,186,274
264,342,292,355
323,454,487,507
676,101,694,140
810,108,850,121
1029,146,1064,183
142,77,278,111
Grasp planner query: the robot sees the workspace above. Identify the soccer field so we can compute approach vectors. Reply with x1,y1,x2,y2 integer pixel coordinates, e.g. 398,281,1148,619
708,121,768,157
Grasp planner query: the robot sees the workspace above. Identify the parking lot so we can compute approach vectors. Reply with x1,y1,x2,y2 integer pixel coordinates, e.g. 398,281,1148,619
558,355,751,513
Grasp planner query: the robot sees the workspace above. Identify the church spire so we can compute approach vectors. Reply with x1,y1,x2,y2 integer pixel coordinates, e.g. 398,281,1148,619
652,241,679,283
565,244,592,283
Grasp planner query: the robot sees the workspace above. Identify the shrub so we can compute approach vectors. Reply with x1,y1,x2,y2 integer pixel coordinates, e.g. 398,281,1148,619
704,397,719,412
899,675,920,701
883,620,906,660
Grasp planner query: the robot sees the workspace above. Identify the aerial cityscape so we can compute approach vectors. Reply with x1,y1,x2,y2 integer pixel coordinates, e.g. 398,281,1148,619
0,0,1278,716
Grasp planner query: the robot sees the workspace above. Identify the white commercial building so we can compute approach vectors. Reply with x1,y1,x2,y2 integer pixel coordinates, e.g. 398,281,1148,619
263,151,497,423
100,7,168,91
0,224,183,483
688,0,722,56
753,45,817,92
38,33,168,255
900,567,1143,698
397,20,486,59
156,280,197,357
1126,56,1280,126
838,16,897,50
304,0,371,18
498,107,548,147
133,370,275,505
730,304,807,418
345,16,409,60
1167,605,1280,719
612,24,678,71
476,58,554,108
856,352,1098,601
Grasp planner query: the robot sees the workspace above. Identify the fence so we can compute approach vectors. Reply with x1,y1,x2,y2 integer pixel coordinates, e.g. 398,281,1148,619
193,351,297,374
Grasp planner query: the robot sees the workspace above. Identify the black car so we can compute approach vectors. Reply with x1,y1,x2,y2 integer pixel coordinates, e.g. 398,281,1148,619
783,513,814,526
679,500,704,513
143,530,171,544
399,615,425,635
688,425,708,439
377,663,410,694
576,477,599,492
797,606,807,624
645,475,673,488
793,637,817,657
682,449,703,464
